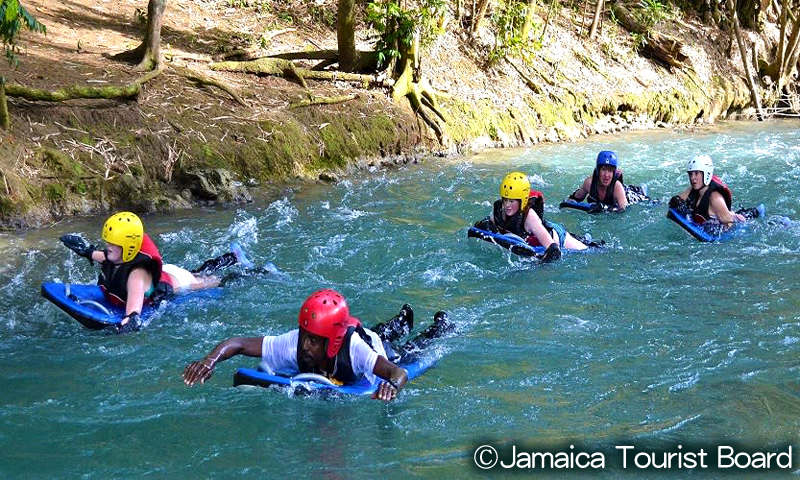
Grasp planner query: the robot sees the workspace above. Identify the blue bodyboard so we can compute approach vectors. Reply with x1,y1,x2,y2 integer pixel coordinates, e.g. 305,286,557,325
467,226,545,258
41,282,221,330
559,199,600,213
666,208,745,242
233,354,437,395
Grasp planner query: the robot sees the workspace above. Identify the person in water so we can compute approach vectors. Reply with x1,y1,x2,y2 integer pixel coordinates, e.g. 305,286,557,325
477,171,589,262
61,211,252,333
668,155,762,229
182,289,453,402
566,150,649,212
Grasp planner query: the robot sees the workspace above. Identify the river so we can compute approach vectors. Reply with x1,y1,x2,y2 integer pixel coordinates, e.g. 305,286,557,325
1,120,799,476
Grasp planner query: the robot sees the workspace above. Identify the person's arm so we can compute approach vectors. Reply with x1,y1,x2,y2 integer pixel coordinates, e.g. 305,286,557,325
123,267,152,317
613,181,628,211
568,178,591,201
90,250,106,263
371,356,408,402
708,192,740,227
524,210,555,248
183,337,264,386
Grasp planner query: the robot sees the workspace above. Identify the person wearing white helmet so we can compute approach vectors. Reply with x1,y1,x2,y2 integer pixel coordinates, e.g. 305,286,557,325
668,155,760,228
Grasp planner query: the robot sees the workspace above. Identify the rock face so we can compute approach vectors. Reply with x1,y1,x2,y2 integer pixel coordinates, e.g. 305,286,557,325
179,169,253,205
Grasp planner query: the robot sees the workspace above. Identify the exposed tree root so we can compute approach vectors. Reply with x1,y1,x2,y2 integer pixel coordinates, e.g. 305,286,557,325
505,57,544,94
172,66,248,107
289,94,358,108
392,59,445,141
6,68,162,102
210,58,380,87
0,69,162,129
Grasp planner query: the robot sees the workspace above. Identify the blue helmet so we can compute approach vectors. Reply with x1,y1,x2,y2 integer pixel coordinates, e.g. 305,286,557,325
596,151,618,169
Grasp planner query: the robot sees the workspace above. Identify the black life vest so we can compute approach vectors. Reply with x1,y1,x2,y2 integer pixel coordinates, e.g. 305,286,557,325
297,322,377,385
492,191,556,246
589,168,624,207
98,233,171,306
688,175,733,224
491,190,545,237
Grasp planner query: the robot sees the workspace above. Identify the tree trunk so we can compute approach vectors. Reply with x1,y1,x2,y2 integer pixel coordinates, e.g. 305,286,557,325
589,0,605,39
110,0,167,71
521,0,537,40
337,0,356,72
472,0,491,33
0,81,9,130
727,0,764,119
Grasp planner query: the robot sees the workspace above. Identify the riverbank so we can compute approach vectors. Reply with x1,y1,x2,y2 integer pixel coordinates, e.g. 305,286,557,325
0,0,780,228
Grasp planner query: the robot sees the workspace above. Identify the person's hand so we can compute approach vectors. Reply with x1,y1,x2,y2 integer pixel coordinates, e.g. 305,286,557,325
733,213,746,223
115,312,141,334
540,243,561,263
60,234,95,260
183,358,216,386
587,202,604,214
668,196,684,209
371,380,400,402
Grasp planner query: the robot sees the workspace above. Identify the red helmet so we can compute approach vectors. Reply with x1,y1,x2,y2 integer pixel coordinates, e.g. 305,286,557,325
297,289,359,358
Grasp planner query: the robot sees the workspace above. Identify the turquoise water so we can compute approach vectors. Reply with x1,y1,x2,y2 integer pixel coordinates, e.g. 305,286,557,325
2,121,800,476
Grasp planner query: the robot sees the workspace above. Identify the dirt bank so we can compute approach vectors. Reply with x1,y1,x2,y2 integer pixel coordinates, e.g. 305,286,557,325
0,0,771,228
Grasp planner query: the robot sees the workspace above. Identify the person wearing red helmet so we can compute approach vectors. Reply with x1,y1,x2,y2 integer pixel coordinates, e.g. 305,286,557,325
183,289,452,402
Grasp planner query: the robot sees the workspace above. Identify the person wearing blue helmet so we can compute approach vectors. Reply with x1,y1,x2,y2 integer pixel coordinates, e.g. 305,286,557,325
567,151,630,211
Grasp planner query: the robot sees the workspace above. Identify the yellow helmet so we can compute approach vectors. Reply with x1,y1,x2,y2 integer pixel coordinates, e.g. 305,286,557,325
101,212,144,262
499,172,531,211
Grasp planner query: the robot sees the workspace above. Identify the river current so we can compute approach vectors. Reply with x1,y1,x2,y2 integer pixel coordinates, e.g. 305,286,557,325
1,120,799,476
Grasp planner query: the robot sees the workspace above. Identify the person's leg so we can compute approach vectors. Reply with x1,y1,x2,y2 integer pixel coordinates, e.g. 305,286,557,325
735,204,765,220
562,232,589,250
399,311,454,354
163,264,220,293
372,304,414,343
190,252,238,275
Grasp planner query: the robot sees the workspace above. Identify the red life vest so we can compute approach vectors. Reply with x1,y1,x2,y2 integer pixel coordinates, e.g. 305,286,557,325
98,233,173,307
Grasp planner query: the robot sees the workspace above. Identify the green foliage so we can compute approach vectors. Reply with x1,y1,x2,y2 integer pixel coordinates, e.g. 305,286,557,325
637,0,671,27
366,0,444,68
489,0,540,62
0,0,46,67
631,32,647,51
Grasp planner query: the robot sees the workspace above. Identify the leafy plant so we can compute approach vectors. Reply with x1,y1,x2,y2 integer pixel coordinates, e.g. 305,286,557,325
631,31,647,51
638,0,670,27
366,0,444,69
489,0,540,62
0,0,46,67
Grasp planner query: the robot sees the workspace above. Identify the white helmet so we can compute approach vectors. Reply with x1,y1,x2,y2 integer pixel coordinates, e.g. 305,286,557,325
686,155,713,186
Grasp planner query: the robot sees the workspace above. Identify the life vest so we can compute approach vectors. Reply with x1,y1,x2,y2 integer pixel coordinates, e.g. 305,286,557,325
98,233,172,306
297,318,377,385
491,190,545,238
688,175,733,224
589,168,625,207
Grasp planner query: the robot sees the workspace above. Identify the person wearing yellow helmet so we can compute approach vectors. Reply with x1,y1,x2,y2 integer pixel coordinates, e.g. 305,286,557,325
482,172,588,261
60,211,253,333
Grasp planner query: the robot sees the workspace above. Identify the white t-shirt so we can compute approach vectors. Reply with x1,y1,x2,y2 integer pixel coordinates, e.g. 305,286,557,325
260,328,387,385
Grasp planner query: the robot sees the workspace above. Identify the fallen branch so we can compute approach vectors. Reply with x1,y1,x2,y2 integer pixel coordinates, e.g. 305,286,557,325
610,3,690,70
172,65,247,107
289,94,358,108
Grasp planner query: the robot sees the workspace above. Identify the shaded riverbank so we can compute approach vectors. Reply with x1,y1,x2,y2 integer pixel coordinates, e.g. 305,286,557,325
0,0,772,229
